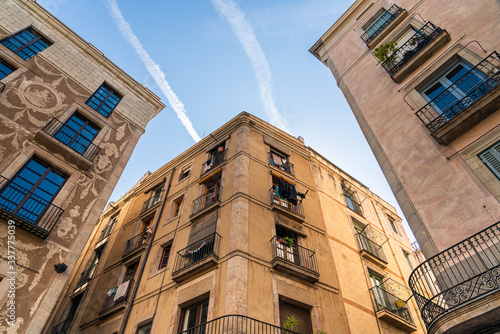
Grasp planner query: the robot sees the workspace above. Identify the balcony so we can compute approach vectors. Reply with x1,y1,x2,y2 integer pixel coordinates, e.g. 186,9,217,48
123,230,150,257
381,22,450,83
191,185,222,218
416,51,500,144
35,118,100,170
74,264,97,291
0,175,64,239
409,221,500,334
270,190,304,221
201,149,227,177
370,279,417,332
356,232,388,268
270,236,319,282
172,233,220,282
178,314,300,334
100,279,134,315
361,4,406,47
50,317,73,334
141,190,163,213
269,154,295,177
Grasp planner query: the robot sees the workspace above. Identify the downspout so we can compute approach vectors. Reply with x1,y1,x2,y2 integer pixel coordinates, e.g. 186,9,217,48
119,168,175,334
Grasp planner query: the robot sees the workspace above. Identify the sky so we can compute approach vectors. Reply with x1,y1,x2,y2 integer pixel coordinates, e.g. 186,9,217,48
38,0,415,242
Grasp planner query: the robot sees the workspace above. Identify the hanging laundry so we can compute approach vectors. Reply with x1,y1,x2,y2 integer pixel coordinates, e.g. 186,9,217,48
272,153,283,166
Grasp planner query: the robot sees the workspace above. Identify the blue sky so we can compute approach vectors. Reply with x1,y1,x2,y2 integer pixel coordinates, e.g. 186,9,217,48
39,0,415,241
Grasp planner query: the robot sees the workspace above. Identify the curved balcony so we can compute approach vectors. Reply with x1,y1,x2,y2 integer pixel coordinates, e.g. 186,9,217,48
409,221,500,333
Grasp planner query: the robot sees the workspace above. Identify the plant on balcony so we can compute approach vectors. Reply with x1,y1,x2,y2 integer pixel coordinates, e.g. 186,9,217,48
373,40,398,64
284,237,295,249
282,315,300,333
314,330,328,334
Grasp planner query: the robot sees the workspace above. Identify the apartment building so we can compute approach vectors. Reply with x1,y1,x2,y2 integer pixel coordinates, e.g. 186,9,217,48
310,0,500,333
0,0,164,333
48,112,424,334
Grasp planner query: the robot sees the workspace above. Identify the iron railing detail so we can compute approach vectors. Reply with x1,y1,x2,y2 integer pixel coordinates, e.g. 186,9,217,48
42,118,101,162
50,317,73,334
270,189,304,217
416,51,500,132
356,233,387,262
101,279,134,312
370,278,414,324
178,314,301,334
124,230,150,254
361,4,404,44
269,153,295,176
173,233,221,273
75,264,97,289
271,236,318,274
381,22,443,75
409,221,500,330
191,185,222,216
141,190,163,213
201,149,227,176
0,175,64,237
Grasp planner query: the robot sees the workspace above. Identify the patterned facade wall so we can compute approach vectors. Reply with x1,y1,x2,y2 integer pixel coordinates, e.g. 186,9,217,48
0,1,163,333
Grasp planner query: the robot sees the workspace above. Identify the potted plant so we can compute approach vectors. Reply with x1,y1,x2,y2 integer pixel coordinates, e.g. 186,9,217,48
283,237,295,249
282,315,300,333
373,40,398,64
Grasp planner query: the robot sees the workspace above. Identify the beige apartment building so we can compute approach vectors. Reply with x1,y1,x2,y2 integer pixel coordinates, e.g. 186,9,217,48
310,0,500,333
0,0,164,333
48,112,425,334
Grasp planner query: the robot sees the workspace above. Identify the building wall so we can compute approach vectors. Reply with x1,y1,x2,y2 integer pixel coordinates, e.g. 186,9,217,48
311,0,500,257
0,1,164,333
51,113,424,334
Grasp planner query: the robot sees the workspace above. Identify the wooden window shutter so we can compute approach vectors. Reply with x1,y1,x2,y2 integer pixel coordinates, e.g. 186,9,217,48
479,142,500,180
279,302,313,334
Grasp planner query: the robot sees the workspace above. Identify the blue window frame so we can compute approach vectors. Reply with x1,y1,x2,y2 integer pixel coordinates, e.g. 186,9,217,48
0,58,15,80
0,158,67,224
86,83,122,118
1,28,52,61
54,113,100,156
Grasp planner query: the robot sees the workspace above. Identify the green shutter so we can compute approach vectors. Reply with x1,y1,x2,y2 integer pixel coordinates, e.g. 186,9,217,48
479,142,500,180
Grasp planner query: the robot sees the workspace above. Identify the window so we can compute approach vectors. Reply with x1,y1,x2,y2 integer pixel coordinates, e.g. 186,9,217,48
173,197,183,217
137,322,152,334
275,225,298,264
1,28,52,60
388,217,398,234
179,300,209,333
143,185,163,212
403,251,413,270
86,83,122,118
342,184,362,216
178,165,191,182
158,244,171,270
202,143,226,174
354,222,373,253
279,301,313,334
369,273,391,310
123,262,138,282
270,149,293,175
479,141,500,180
0,58,15,80
0,157,67,224
420,60,485,115
54,113,100,156
100,215,117,240
136,218,153,247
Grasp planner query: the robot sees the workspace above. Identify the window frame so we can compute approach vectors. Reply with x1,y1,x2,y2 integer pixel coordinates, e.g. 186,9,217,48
55,112,100,155
178,299,209,333
123,261,139,283
178,164,192,182
388,217,398,234
158,244,172,270
173,197,183,218
479,141,500,180
0,27,52,61
85,83,122,118
0,57,16,80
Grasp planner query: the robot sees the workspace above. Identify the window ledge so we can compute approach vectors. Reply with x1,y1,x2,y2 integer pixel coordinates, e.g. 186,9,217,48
34,130,93,170
431,84,500,145
391,30,451,83
366,10,409,49
271,257,319,283
171,254,218,283
360,250,388,268
376,309,417,332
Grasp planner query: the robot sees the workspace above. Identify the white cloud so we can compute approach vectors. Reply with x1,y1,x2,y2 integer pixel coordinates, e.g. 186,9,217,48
211,0,290,133
104,0,201,142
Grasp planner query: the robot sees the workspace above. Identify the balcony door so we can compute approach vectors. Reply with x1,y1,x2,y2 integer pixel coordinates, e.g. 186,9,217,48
203,178,219,208
0,158,67,224
178,299,209,334
354,223,373,254
54,113,99,155
136,218,152,247
276,225,298,265
369,273,391,310
279,301,313,334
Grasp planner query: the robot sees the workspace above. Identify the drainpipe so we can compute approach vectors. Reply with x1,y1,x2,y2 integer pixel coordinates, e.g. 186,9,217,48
119,167,175,334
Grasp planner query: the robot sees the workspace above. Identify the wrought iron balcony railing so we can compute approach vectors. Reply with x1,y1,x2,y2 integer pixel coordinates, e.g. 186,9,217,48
416,51,500,133
74,264,97,290
124,230,150,255
42,118,101,162
370,279,414,324
178,314,301,334
0,175,64,238
101,279,134,312
381,22,443,76
361,4,404,44
141,190,163,213
271,236,319,274
270,190,304,217
191,185,222,216
409,221,500,330
356,233,387,262
201,149,227,176
50,317,73,334
269,153,295,176
173,233,221,273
